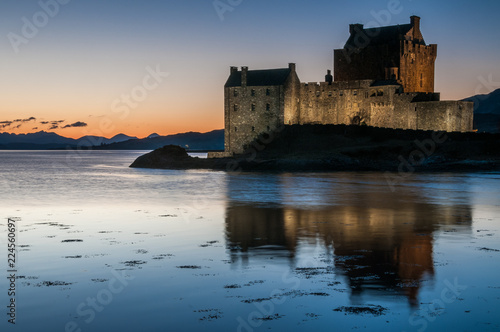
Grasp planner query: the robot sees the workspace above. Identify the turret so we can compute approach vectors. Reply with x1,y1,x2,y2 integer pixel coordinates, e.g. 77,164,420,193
325,70,333,84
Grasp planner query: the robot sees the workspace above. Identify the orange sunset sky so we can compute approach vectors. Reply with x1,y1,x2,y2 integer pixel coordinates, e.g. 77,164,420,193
1,0,499,139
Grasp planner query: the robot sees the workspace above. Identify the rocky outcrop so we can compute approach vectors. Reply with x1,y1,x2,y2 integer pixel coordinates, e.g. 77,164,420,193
130,145,229,170
130,126,500,172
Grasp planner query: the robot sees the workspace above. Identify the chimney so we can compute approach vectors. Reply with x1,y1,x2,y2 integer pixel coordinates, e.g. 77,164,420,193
241,66,248,87
410,16,420,31
230,66,238,75
349,23,364,35
325,70,333,85
288,63,296,72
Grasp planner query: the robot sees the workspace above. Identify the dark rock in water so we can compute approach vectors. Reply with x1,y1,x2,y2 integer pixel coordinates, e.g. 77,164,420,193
333,305,387,316
129,145,227,170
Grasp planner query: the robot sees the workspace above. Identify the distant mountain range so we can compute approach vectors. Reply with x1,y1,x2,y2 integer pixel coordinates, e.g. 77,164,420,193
0,130,224,151
463,88,500,133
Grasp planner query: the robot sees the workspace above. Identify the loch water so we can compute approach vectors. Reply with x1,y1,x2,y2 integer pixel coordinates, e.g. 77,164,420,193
0,150,499,331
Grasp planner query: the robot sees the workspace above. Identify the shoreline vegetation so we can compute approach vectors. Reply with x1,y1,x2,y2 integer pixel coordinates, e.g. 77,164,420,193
129,125,500,172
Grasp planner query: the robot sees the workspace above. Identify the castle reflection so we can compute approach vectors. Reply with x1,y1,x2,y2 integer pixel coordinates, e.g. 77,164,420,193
224,173,472,306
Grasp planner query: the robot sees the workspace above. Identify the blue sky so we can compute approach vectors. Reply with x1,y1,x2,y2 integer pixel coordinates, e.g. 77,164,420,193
1,0,499,137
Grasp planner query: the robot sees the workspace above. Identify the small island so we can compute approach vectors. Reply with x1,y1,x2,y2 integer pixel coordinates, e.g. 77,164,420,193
132,16,499,173
130,124,500,172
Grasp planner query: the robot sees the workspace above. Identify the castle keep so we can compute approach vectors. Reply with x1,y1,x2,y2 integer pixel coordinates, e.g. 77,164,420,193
211,16,474,157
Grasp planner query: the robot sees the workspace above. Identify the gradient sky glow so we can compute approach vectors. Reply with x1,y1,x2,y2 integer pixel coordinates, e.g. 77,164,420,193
1,0,499,138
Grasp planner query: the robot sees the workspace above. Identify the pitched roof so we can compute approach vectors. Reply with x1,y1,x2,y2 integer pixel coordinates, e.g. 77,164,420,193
225,68,291,87
344,24,420,49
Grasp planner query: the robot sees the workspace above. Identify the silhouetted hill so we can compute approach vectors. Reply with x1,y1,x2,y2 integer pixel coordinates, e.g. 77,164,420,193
463,89,500,133
0,131,76,146
94,130,224,151
464,89,500,114
0,130,224,150
0,131,139,148
76,134,139,147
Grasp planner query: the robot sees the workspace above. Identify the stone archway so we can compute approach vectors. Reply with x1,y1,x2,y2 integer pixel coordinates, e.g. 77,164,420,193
351,116,361,125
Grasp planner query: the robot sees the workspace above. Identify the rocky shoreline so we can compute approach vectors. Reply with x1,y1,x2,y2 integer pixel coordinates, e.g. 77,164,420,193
130,125,500,172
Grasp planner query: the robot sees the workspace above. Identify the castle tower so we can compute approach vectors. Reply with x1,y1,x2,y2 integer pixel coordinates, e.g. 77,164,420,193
222,64,300,155
334,16,437,93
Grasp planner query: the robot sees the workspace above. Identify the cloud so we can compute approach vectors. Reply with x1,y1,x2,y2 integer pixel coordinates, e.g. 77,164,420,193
40,121,50,125
0,121,13,129
13,117,36,123
51,120,65,125
32,127,38,130
49,125,59,130
0,117,37,130
62,121,87,128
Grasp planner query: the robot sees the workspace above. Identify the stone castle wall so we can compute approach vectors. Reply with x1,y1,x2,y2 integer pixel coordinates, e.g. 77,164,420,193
224,84,284,154
284,81,469,132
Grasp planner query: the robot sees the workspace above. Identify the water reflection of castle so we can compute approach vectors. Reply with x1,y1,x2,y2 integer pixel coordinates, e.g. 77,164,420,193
225,174,472,306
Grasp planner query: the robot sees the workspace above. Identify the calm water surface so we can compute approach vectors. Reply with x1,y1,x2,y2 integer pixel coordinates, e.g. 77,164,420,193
0,151,499,331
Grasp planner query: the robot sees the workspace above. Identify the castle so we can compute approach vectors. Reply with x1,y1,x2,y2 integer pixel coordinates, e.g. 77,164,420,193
210,16,474,157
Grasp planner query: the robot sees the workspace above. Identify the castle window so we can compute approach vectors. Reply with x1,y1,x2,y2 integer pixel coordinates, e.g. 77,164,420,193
233,89,238,97
235,127,237,132
266,103,271,111
233,104,238,112
251,89,256,97
316,91,320,97
328,91,332,97
251,104,256,111
377,90,384,96
267,126,270,131
353,90,358,96
339,92,344,96
266,88,271,96
252,126,255,132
